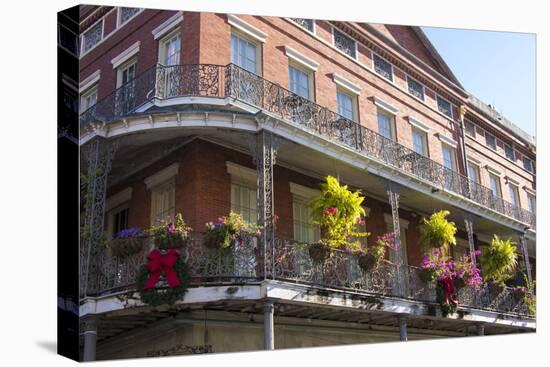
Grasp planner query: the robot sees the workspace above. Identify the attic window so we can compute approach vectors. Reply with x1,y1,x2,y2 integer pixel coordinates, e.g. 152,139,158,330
373,54,393,82
436,95,452,118
333,29,356,59
523,157,533,172
485,132,496,150
407,76,424,100
464,119,475,137
291,18,314,33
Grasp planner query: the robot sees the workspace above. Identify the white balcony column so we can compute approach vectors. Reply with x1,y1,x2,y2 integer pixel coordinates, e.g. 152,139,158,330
387,185,407,297
398,314,408,341
82,316,98,361
464,217,476,266
81,137,118,297
518,234,532,284
263,300,275,350
476,322,485,336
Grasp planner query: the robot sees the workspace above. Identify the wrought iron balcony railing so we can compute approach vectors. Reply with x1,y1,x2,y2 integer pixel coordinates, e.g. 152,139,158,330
86,234,533,317
79,63,535,228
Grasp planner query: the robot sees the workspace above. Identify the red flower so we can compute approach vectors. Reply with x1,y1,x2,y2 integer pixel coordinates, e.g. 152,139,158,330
324,207,338,216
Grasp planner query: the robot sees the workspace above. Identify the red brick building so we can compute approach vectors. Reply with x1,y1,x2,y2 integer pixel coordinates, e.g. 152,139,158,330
76,5,536,361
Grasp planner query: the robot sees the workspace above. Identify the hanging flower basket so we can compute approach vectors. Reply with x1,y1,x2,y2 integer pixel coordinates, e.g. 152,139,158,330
358,253,378,272
154,232,188,250
418,268,436,283
511,286,527,302
204,228,233,250
149,213,192,250
203,212,261,250
308,242,331,264
487,281,504,298
107,227,146,258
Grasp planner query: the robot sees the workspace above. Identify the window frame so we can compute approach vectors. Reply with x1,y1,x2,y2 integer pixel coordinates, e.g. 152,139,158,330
80,85,98,113
464,119,476,138
336,88,358,121
467,161,481,184
290,18,315,34
288,61,314,101
331,27,358,60
488,172,502,199
230,31,262,76
117,7,143,27
116,58,137,88
504,143,516,161
527,192,536,213
290,183,321,244
158,28,182,66
436,95,453,119
406,75,425,101
522,156,533,172
411,127,428,156
485,132,497,151
441,143,457,171
372,53,394,82
80,18,104,56
508,183,521,209
149,178,176,226
376,108,397,141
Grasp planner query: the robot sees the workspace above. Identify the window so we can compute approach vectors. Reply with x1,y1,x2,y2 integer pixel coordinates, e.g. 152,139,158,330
489,173,502,198
508,184,520,209
337,90,356,120
112,207,129,236
117,60,136,88
523,157,533,172
407,76,424,101
442,144,457,171
485,132,497,150
150,180,176,225
231,183,257,224
289,64,312,99
504,143,515,161
411,127,428,156
377,109,395,140
80,86,98,112
437,96,452,118
115,60,137,115
82,20,103,54
467,162,481,184
464,120,476,137
291,18,314,32
527,193,536,213
58,24,78,55
118,7,141,26
231,33,259,74
293,197,319,243
160,31,181,66
373,54,393,82
333,28,356,59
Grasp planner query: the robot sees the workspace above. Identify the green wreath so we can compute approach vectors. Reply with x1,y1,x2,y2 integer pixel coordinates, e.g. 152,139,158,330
136,256,190,307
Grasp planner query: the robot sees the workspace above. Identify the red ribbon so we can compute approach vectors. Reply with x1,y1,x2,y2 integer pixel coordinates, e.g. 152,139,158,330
142,249,181,290
441,277,458,305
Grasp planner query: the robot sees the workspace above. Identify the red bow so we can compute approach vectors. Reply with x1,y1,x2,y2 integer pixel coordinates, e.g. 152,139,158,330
441,277,458,305
142,249,181,290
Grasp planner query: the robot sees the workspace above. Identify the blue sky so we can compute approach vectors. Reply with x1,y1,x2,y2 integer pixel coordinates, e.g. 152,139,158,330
422,27,536,137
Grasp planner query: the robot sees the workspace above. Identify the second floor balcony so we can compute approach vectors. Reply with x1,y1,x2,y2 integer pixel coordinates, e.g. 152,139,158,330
79,63,536,229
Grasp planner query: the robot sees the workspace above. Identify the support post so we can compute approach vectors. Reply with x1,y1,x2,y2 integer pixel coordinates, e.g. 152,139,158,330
82,316,98,361
81,137,117,297
256,129,277,279
518,234,532,284
476,323,485,336
464,217,476,266
399,314,408,341
387,186,407,297
263,300,275,350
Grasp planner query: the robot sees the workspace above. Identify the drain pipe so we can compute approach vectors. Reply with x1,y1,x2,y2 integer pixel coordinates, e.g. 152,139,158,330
458,105,470,181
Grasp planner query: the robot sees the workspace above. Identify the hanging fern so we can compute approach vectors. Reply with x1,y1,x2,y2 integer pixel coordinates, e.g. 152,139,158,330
419,210,457,252
479,235,518,285
309,176,369,250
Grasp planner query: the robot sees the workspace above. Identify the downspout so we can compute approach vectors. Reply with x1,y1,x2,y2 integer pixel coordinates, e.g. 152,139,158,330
458,105,469,181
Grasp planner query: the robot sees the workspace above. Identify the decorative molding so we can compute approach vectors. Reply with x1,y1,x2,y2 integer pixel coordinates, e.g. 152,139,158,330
332,73,361,95
485,164,502,176
407,116,429,133
373,96,398,115
79,70,101,92
284,46,319,72
152,12,183,40
226,161,257,186
436,133,458,148
105,187,132,212
111,41,140,69
289,182,320,199
227,14,267,43
505,176,520,186
523,186,536,195
467,156,482,166
383,213,410,229
144,162,179,189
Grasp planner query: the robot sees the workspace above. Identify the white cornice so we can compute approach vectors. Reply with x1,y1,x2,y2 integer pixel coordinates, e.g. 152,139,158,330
373,96,398,115
523,186,536,195
289,182,320,198
106,187,132,212
485,165,502,176
332,73,361,95
284,46,319,72
111,41,140,69
226,161,257,185
407,116,429,133
228,14,267,43
152,12,183,40
79,70,101,92
144,163,179,189
436,133,458,148
505,176,520,186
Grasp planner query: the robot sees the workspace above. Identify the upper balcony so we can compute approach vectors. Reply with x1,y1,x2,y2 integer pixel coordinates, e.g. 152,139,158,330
79,63,535,230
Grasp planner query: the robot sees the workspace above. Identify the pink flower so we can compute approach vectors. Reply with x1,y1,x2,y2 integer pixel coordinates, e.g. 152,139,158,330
324,207,338,216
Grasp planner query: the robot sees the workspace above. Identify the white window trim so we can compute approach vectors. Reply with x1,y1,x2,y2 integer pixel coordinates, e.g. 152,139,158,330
80,85,98,112
105,187,133,212
336,88,358,121
288,61,315,100
372,52,394,82
331,26,358,60
116,7,144,27
227,14,267,43
332,73,361,95
411,127,429,156
226,162,257,186
436,133,458,148
377,108,397,140
289,182,320,199
373,96,398,116
436,94,454,119
80,18,104,57
407,116,429,133
152,11,183,40
284,46,319,72
144,163,179,190
485,165,502,176
406,75,425,101
158,28,181,65
523,186,536,196
79,70,101,92
116,59,137,88
111,41,140,69
231,31,263,76
467,157,482,167
285,17,316,36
